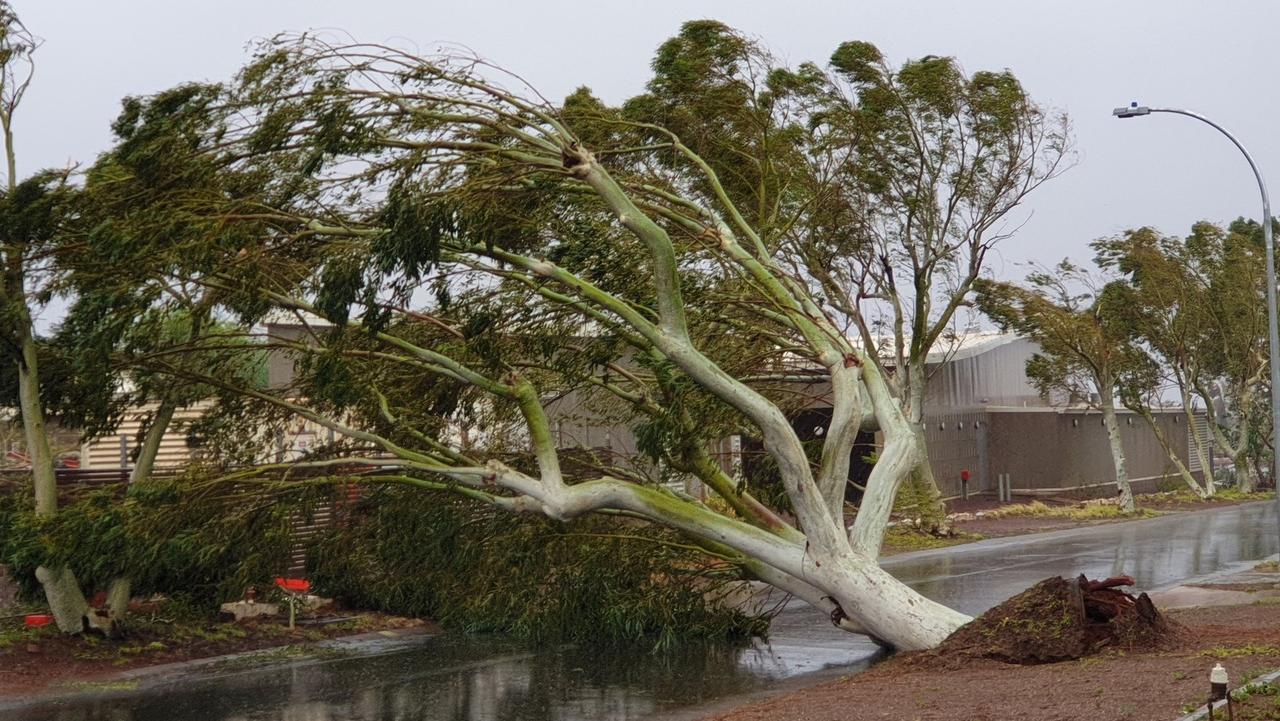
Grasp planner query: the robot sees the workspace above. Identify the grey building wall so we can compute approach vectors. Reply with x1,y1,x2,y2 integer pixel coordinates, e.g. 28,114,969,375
979,409,1192,499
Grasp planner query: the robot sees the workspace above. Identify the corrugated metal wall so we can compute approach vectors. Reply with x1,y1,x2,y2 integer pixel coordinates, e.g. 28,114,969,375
81,402,214,470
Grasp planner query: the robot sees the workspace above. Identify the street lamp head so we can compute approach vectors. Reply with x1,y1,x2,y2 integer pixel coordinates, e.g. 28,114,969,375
1113,102,1151,119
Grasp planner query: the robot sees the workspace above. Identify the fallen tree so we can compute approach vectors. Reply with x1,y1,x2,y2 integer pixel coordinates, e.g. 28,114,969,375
79,24,1069,650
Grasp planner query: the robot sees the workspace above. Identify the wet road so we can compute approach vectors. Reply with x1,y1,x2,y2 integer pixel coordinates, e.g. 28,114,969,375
885,499,1279,615
4,502,1275,721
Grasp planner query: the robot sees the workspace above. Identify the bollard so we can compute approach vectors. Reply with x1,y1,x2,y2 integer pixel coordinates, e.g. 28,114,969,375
960,469,971,501
1208,663,1232,721
996,473,1011,503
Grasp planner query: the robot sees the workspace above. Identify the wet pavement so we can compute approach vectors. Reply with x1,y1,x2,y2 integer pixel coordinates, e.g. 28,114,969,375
3,501,1276,721
884,499,1280,615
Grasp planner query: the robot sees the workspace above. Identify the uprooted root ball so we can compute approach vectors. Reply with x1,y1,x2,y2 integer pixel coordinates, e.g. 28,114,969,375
917,574,1178,666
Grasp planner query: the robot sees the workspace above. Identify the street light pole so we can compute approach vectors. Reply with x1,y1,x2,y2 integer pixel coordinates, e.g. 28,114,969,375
1113,103,1279,538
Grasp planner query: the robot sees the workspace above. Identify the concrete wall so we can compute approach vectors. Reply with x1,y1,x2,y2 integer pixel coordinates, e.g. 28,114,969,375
921,411,990,496
980,409,1193,499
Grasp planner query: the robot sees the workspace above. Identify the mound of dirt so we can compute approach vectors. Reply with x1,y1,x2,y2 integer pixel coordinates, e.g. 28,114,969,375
920,575,1177,666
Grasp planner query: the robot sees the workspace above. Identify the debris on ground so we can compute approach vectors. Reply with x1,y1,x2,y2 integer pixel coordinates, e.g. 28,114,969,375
918,574,1177,666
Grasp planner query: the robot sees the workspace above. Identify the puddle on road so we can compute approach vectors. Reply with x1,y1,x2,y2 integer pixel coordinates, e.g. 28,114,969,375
5,632,880,721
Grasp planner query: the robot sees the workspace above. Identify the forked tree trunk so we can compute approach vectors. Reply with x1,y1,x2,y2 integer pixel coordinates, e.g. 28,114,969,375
1179,388,1215,495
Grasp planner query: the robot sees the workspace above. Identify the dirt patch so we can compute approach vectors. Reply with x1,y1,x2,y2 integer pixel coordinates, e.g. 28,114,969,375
1191,582,1280,593
0,607,431,697
703,604,1280,721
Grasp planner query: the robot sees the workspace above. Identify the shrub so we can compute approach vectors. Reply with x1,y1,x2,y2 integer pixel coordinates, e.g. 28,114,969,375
307,485,769,648
0,470,298,608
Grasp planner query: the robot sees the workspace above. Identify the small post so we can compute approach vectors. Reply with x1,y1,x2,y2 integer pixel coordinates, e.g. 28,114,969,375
1209,662,1230,721
960,469,971,501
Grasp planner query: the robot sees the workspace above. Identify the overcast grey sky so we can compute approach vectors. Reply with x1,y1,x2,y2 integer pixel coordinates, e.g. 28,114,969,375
16,0,1280,283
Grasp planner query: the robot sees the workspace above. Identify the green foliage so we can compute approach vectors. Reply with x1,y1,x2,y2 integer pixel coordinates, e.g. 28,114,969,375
0,473,297,606
307,486,768,648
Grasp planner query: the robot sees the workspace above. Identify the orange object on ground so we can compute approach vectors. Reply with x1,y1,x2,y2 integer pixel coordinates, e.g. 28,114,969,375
23,614,52,628
273,577,310,594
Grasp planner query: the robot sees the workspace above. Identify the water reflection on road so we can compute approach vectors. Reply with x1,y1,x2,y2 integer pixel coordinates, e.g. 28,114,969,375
886,500,1279,615
4,502,1275,721
6,631,883,721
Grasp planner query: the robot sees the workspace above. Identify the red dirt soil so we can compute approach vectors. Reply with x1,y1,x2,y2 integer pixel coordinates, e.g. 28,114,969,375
703,604,1280,721
916,575,1174,667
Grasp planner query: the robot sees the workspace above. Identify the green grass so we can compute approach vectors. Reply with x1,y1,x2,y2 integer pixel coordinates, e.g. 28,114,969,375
61,679,141,693
212,644,352,671
1205,644,1280,658
0,620,57,650
984,501,1157,521
882,526,984,551
1230,680,1280,703
1141,488,1272,506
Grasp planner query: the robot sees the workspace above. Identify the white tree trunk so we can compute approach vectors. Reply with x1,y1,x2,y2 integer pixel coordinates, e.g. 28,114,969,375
1137,408,1208,498
1235,449,1259,493
479,462,972,651
34,565,88,633
902,365,948,531
17,322,90,631
1179,388,1215,496
818,555,971,650
1100,386,1135,512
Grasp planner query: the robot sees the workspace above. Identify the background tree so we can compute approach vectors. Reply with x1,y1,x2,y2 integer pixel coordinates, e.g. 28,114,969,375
0,4,92,631
976,262,1140,512
1095,221,1270,494
773,40,1072,527
1093,227,1217,497
1191,219,1270,492
605,24,1073,529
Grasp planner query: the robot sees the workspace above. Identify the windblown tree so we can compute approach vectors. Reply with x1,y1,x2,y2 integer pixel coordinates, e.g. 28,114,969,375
976,263,1140,512
1189,220,1269,492
0,4,95,631
80,26,1069,650
47,295,236,621
1093,227,1217,497
787,41,1073,527
1095,221,1269,494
